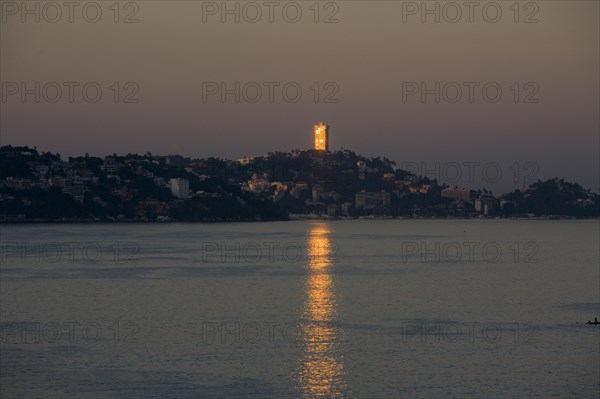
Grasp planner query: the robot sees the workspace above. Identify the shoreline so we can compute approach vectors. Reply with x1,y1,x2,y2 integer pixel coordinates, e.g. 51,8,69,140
1,216,598,224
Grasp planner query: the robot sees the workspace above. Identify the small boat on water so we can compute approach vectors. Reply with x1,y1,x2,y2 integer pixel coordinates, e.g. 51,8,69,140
586,317,599,325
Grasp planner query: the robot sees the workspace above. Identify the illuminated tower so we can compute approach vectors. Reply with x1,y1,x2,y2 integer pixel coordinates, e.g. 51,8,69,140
313,122,329,151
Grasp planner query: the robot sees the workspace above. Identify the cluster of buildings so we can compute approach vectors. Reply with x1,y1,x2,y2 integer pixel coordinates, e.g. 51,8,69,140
164,122,502,218
0,151,94,203
441,187,499,216
4,123,593,221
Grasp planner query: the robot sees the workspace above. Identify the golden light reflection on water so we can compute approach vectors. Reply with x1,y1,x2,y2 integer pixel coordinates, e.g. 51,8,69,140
297,222,347,398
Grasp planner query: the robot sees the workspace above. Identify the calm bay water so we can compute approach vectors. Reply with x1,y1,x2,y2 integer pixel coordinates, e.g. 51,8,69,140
1,220,599,398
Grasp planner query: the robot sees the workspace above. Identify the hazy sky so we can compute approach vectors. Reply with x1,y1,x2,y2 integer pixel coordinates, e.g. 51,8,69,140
1,1,598,192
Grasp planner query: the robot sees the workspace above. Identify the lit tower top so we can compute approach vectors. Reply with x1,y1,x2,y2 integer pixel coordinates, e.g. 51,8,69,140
313,122,329,151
